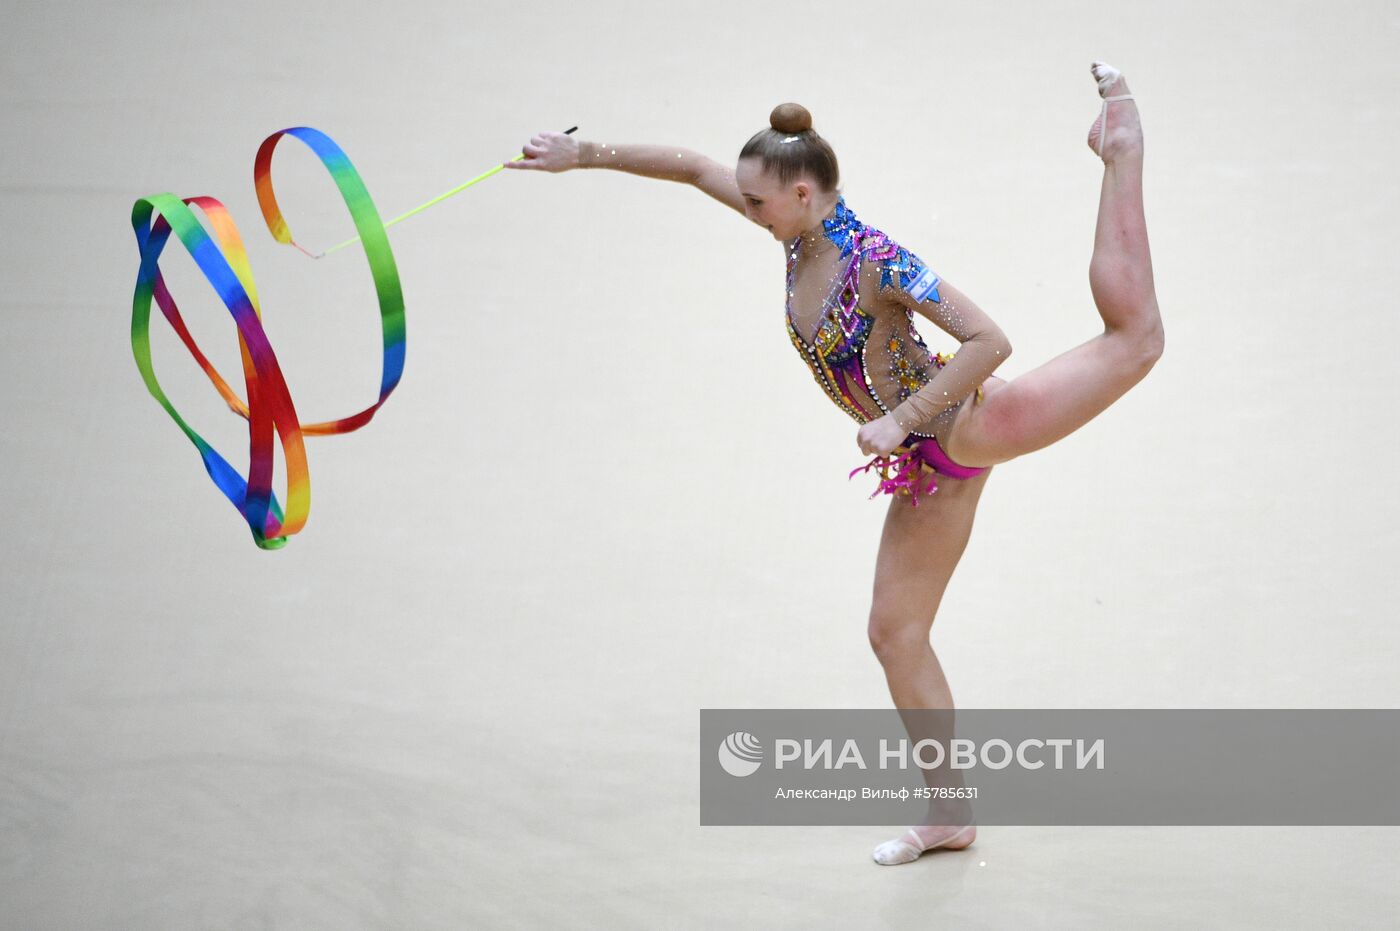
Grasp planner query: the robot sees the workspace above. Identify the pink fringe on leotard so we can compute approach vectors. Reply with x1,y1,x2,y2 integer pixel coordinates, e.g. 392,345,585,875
848,437,986,507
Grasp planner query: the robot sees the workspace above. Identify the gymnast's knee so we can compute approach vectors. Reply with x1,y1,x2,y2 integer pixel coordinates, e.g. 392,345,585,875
1141,317,1165,367
1108,315,1164,372
867,612,934,666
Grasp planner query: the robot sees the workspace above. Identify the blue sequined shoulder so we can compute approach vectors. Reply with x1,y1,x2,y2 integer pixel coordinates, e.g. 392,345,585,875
862,231,942,304
828,196,942,304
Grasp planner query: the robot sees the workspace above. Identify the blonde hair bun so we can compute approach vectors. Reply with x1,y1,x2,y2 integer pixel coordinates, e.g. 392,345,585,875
769,103,813,135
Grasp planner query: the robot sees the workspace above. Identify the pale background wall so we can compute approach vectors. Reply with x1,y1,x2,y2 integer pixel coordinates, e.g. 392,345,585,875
2,0,1396,926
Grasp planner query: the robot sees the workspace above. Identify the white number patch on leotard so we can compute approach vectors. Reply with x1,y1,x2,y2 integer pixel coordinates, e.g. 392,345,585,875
905,266,942,303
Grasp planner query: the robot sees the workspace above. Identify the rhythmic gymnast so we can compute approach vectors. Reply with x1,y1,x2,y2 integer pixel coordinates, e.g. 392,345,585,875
505,60,1162,865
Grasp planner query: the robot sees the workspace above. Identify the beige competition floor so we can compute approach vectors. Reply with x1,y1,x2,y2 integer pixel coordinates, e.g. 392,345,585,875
3,0,1398,927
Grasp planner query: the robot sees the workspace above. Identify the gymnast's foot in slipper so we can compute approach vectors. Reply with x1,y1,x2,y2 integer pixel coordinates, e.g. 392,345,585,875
871,822,977,866
1086,60,1143,164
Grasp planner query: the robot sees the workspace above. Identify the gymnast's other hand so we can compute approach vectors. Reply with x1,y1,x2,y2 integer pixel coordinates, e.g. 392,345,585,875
857,415,906,458
502,131,579,172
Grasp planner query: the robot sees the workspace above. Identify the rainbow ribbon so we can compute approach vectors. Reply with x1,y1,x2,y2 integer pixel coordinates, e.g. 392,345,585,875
130,127,405,549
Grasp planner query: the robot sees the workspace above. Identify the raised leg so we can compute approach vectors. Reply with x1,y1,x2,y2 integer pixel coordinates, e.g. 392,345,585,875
944,65,1165,469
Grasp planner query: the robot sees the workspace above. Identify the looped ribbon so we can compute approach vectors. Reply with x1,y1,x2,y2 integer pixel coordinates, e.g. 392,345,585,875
848,443,940,507
129,126,405,549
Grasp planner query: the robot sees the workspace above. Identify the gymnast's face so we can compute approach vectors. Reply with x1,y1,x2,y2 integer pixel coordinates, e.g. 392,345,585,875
736,158,823,241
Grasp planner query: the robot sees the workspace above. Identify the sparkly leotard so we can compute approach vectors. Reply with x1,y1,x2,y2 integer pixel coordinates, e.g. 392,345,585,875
784,196,1009,504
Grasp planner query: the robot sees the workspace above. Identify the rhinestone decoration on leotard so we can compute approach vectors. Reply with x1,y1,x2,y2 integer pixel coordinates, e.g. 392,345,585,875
785,197,951,431
820,196,863,258
819,197,941,293
783,196,988,503
885,332,928,402
786,241,881,422
817,276,869,365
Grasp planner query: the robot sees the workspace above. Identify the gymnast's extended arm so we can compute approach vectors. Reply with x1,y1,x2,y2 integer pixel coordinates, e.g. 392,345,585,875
504,131,744,216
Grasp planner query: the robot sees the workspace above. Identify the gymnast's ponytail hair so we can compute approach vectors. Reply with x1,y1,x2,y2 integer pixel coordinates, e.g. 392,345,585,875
739,103,841,193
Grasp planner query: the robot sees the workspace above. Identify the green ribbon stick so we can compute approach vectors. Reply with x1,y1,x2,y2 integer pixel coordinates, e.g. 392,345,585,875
316,126,578,258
